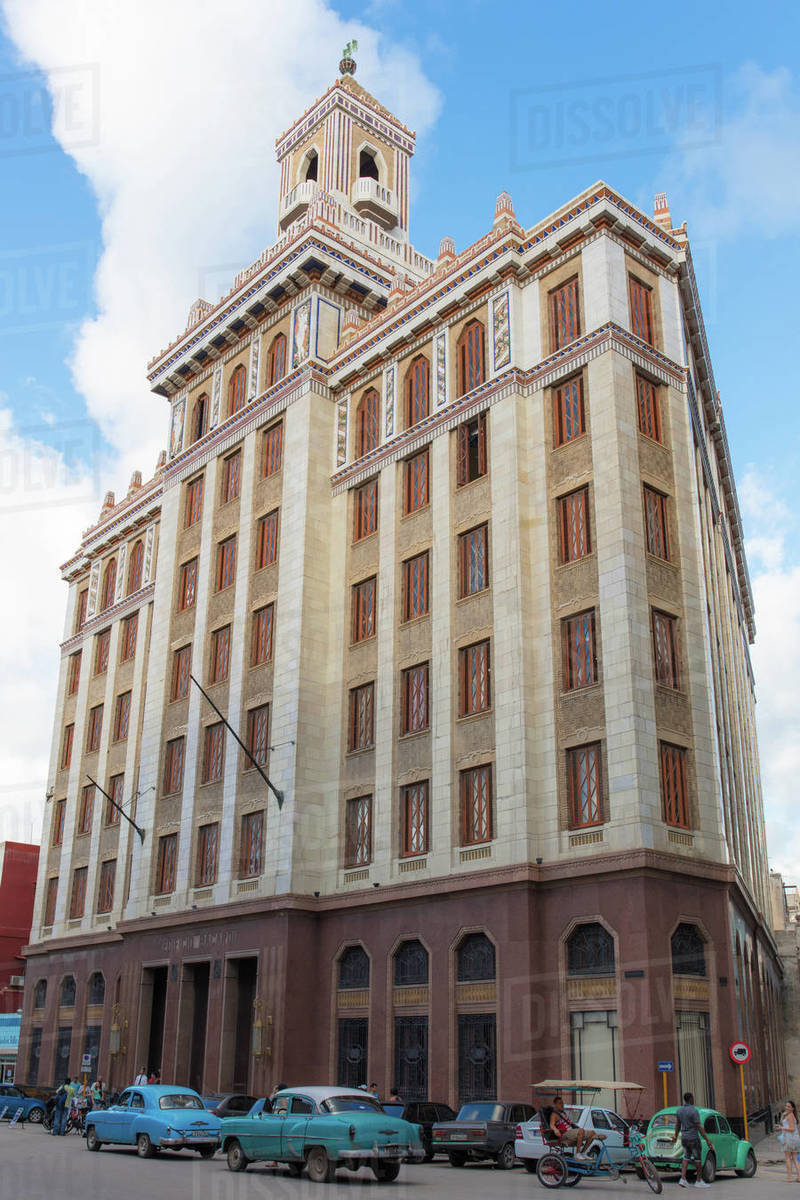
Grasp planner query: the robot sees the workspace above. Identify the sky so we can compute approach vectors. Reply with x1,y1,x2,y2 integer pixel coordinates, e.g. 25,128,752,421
0,0,797,881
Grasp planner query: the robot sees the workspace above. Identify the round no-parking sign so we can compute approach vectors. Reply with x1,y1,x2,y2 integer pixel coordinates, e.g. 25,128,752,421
729,1041,751,1064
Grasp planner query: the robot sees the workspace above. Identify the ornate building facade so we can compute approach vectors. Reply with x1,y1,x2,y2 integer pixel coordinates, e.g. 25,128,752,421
19,63,784,1118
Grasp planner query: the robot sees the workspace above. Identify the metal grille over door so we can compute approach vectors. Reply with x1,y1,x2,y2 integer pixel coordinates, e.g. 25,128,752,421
458,1013,496,1103
394,1015,428,1101
337,1018,368,1088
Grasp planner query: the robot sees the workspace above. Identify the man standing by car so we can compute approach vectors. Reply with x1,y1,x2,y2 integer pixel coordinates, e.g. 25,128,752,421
52,1078,74,1136
673,1092,713,1188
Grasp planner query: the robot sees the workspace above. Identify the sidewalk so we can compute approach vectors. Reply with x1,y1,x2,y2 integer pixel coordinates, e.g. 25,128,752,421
754,1131,788,1164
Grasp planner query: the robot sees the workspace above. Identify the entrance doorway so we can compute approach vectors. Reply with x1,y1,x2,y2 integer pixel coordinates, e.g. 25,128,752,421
175,962,210,1092
137,965,167,1079
220,957,258,1092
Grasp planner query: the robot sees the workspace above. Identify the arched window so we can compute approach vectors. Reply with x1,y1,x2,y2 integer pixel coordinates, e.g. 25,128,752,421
405,357,429,428
457,933,495,982
671,923,706,977
567,923,615,976
60,976,76,1007
304,151,318,183
267,333,287,387
191,393,208,444
127,541,143,595
87,972,105,1006
356,388,380,458
33,979,47,1009
229,364,247,416
456,320,486,397
100,558,116,612
394,940,429,987
338,945,370,990
359,148,379,181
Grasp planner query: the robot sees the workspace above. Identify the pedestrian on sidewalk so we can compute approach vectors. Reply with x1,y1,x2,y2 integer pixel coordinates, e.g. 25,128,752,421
779,1100,800,1182
51,1078,73,1136
672,1091,713,1189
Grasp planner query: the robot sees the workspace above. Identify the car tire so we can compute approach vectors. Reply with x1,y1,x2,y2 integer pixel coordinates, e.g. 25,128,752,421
373,1161,401,1182
197,1146,216,1159
306,1146,336,1183
496,1142,515,1170
735,1149,757,1179
226,1140,249,1172
28,1106,45,1124
85,1126,102,1152
287,1161,304,1177
523,1160,537,1174
701,1152,716,1184
448,1152,467,1168
136,1133,155,1159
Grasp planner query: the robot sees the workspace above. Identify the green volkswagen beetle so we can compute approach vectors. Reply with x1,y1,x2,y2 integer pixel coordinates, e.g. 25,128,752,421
646,1107,757,1182
220,1085,424,1182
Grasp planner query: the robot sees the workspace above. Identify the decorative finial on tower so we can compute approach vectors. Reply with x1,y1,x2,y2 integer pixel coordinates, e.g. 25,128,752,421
494,191,515,223
437,235,456,263
653,192,672,232
340,39,358,77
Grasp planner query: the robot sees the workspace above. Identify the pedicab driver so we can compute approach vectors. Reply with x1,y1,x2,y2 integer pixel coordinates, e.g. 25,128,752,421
550,1096,607,1159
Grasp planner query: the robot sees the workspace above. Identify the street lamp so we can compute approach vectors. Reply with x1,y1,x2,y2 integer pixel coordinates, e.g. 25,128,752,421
252,997,272,1058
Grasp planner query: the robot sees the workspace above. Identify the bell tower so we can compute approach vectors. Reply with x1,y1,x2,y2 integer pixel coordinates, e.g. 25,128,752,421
275,43,416,238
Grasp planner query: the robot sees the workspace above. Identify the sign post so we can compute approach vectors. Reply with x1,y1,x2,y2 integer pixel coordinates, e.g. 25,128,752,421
729,1041,751,1142
657,1060,674,1109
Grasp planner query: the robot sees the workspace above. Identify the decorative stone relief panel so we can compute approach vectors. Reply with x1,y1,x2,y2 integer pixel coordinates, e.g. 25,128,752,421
336,398,348,467
384,365,396,437
492,291,511,371
86,560,101,619
114,544,127,603
169,395,186,459
292,299,312,368
209,366,223,429
435,332,447,406
142,524,157,585
248,336,260,400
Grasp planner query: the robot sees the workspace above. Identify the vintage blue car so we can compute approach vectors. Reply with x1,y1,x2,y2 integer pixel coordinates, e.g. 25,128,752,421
84,1084,221,1157
220,1085,424,1181
0,1083,47,1123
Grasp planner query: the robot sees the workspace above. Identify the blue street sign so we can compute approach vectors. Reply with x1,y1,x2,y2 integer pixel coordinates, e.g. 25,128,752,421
658,1061,674,1072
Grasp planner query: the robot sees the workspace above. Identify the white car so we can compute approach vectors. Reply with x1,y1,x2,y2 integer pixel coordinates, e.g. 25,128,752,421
514,1103,631,1170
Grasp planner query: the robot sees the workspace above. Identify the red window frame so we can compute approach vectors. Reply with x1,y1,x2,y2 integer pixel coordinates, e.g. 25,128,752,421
127,541,144,594
348,683,374,752
356,388,380,458
100,558,117,612
458,524,488,598
77,784,94,835
558,487,590,563
644,485,670,560
191,393,208,444
351,577,376,643
69,867,87,919
401,781,429,857
456,320,486,397
178,558,198,610
456,412,487,486
75,588,88,632
96,860,116,914
629,276,654,344
267,333,287,387
403,448,429,514
106,773,123,825
52,799,66,846
405,356,430,428
402,551,429,622
636,374,662,442
562,610,598,690
566,743,603,829
209,626,231,684
155,833,177,894
255,509,279,570
171,644,191,700
353,478,378,541
185,476,204,527
263,421,283,477
239,810,264,878
246,704,270,767
201,722,224,783
113,691,131,742
661,742,690,828
460,765,493,845
220,451,241,504
162,738,185,796
345,795,372,867
120,613,138,662
251,604,274,666
94,629,110,675
196,823,219,887
553,375,585,445
229,363,247,415
216,536,237,590
86,705,103,752
652,610,679,689
459,640,490,716
550,277,580,349
401,663,429,735
44,877,58,925
60,724,74,769
67,650,82,695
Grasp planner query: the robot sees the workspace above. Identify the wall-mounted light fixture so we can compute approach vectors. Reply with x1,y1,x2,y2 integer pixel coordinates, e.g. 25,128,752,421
109,1003,128,1056
252,996,272,1058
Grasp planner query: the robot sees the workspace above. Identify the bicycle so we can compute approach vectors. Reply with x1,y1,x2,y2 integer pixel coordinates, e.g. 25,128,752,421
536,1128,662,1192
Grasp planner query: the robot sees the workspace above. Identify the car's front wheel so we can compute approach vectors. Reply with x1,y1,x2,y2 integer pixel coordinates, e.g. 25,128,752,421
85,1126,102,1152
496,1142,515,1170
373,1161,401,1182
306,1146,336,1183
735,1149,757,1178
136,1133,155,1159
28,1106,45,1124
701,1152,716,1184
226,1140,249,1172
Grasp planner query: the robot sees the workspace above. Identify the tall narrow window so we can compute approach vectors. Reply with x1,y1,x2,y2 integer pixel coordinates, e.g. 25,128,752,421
67,650,82,695
459,640,490,716
96,860,116,914
113,691,131,742
458,524,488,597
44,877,59,926
562,610,598,690
644,486,670,560
403,448,429,514
171,644,191,700
653,610,679,689
567,743,602,828
100,558,117,612
105,773,123,825
558,487,590,563
120,613,138,662
191,393,208,444
550,277,580,349
251,604,274,666
185,476,204,527
240,810,264,877
52,799,66,846
401,663,429,735
629,276,654,344
69,867,87,919
351,577,376,643
246,704,270,767
60,724,74,769
345,796,372,867
94,629,110,675
402,552,429,621
209,626,231,684
554,375,585,445
661,742,689,828
163,737,185,796
255,510,279,570
75,589,88,632
456,412,487,486
456,320,485,396
636,374,662,441
216,535,237,590
356,388,380,458
178,558,198,610
401,781,429,856
155,833,177,893
127,541,144,594
460,765,493,844
353,479,378,541
348,683,374,752
263,421,283,476
196,823,219,887
229,363,247,415
405,356,430,427
86,705,103,752
220,450,241,504
267,333,287,387
77,785,94,835
201,722,224,783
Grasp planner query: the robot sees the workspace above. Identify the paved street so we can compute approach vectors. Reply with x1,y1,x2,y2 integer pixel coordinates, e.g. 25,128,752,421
0,1125,792,1200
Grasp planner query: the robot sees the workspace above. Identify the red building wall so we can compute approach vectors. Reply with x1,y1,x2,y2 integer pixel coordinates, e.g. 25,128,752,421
0,842,39,1013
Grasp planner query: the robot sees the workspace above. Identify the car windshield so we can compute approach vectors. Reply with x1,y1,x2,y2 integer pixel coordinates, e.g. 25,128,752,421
159,1094,204,1110
323,1095,383,1114
457,1104,504,1121
649,1113,676,1132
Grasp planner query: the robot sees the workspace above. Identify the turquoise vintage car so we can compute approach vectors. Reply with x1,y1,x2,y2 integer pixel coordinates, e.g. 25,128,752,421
220,1085,424,1181
84,1084,221,1157
646,1107,757,1182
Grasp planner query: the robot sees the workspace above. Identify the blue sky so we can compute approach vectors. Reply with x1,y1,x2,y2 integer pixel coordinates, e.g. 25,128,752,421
0,0,798,875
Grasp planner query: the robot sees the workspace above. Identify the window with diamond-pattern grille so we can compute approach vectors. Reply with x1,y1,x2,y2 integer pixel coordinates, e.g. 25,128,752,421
240,810,264,878
558,487,590,563
178,558,197,610
405,356,430,427
86,705,103,752
113,691,131,742
96,860,116,914
629,276,654,344
67,650,81,695
171,644,191,701
106,773,123,825
70,867,87,919
52,798,65,846
155,833,177,894
402,551,429,621
229,363,247,415
202,722,224,783
60,724,74,769
356,388,379,458
268,333,287,386
348,683,374,752
401,781,429,856
351,577,376,643
246,704,269,767
185,475,204,527
636,374,662,441
460,765,493,844
263,421,283,476
459,640,490,716
345,795,372,867
653,610,679,689
661,742,689,828
220,450,241,504
353,478,378,541
456,412,487,486
458,524,488,597
163,737,185,796
94,629,110,675
554,375,585,445
456,320,485,397
216,535,237,590
550,277,580,349
196,823,219,887
401,663,429,735
644,485,670,560
567,743,602,829
120,613,138,662
255,509,279,570
209,626,231,684
562,610,598,690
44,876,59,925
127,540,144,594
403,448,429,514
251,604,274,666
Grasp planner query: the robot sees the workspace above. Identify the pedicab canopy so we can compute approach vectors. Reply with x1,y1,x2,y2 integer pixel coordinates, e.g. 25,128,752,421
532,1080,645,1118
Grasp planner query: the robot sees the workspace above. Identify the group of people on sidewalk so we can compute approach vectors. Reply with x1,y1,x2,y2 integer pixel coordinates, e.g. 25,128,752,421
49,1076,107,1135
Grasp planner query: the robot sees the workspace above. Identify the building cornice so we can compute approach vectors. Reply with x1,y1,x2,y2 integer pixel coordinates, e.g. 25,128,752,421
60,482,162,580
59,582,155,654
